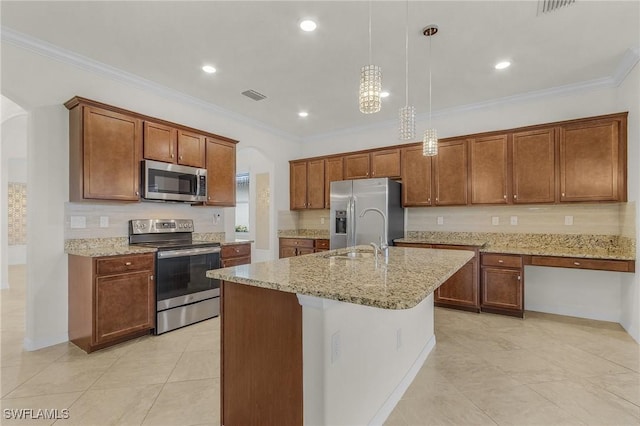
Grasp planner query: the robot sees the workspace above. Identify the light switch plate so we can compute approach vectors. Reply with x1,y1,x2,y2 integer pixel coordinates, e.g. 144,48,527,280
99,216,109,228
321,217,325,225
564,215,574,225
492,216,500,226
70,216,86,229
510,216,518,225
437,216,444,225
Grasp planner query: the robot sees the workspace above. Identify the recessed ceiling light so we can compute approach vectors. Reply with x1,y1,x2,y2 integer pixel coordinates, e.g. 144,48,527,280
298,111,309,118
202,65,217,74
380,91,390,98
300,20,317,32
495,61,511,70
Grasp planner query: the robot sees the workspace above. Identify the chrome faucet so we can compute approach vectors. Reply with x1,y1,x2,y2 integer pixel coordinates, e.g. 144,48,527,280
359,207,389,263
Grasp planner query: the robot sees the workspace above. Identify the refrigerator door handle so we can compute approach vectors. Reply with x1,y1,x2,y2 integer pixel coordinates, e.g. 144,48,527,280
350,196,356,247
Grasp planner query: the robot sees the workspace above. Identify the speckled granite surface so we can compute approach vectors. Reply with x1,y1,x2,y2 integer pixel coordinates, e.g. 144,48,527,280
397,232,635,261
278,229,330,239
207,246,474,310
65,233,252,257
65,238,157,257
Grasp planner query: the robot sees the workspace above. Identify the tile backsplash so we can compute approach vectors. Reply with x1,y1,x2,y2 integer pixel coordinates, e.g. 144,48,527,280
65,202,225,239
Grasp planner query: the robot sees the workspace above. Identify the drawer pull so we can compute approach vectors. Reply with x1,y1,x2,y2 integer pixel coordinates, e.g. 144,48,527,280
125,262,132,266
498,259,504,263
518,275,521,281
150,275,154,281
235,248,240,253
573,261,581,266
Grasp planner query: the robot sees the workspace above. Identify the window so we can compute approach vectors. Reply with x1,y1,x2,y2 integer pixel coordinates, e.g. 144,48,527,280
235,173,249,234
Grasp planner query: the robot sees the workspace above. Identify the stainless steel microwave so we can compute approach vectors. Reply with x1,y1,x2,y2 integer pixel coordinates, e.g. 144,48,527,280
142,160,207,202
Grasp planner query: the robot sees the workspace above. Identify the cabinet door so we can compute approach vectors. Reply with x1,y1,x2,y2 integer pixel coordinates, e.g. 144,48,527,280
206,138,236,206
434,139,468,205
371,149,401,178
94,271,154,345
296,248,315,256
290,161,308,210
83,106,142,201
279,246,298,259
435,259,478,308
344,153,370,179
143,121,176,163
481,267,523,312
470,134,509,204
512,128,556,204
559,118,623,202
324,157,344,208
401,145,432,206
177,130,206,168
307,159,325,209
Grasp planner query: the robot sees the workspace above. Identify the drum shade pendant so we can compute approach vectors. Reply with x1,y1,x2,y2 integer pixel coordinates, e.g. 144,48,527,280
359,1,382,114
422,24,438,156
399,0,415,140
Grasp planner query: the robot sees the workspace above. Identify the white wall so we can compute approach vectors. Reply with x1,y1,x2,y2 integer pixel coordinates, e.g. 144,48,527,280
2,39,301,350
300,74,638,335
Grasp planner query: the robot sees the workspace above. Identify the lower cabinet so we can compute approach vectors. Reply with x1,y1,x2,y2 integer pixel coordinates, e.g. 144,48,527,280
68,253,155,353
221,243,252,267
480,253,524,318
279,238,328,258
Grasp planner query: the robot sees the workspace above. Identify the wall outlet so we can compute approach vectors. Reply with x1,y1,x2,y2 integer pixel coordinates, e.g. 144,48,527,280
213,213,221,224
436,216,444,225
510,216,518,226
321,217,325,225
99,216,109,228
564,215,574,226
70,216,86,229
396,328,402,350
331,331,341,363
492,216,500,226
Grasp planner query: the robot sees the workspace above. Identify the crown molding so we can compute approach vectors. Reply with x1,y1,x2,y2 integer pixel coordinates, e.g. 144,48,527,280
1,27,302,143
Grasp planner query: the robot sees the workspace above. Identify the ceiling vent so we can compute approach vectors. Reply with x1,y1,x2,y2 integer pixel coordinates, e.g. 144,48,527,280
241,89,267,101
537,0,575,15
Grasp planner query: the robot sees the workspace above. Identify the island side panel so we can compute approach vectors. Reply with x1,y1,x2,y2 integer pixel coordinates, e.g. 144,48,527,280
221,281,303,426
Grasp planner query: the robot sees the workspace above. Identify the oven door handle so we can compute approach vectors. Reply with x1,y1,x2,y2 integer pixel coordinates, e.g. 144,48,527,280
157,247,221,259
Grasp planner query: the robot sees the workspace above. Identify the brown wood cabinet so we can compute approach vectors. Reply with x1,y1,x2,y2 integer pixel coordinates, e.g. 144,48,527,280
559,114,627,202
512,127,556,204
290,159,325,210
401,145,432,206
176,129,206,168
324,156,344,209
470,134,509,205
481,253,524,318
394,242,480,312
206,137,236,206
434,139,468,206
527,255,635,273
344,153,371,179
143,121,176,163
67,100,142,201
371,149,401,178
221,243,252,267
68,253,155,353
314,239,330,253
279,238,323,258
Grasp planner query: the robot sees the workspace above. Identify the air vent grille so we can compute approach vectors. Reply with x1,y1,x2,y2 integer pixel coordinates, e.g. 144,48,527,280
538,0,575,15
241,90,267,101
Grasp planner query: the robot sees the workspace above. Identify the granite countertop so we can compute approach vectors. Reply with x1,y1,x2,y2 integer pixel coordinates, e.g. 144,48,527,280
218,239,253,246
65,245,157,257
278,229,329,240
396,232,635,261
207,246,474,310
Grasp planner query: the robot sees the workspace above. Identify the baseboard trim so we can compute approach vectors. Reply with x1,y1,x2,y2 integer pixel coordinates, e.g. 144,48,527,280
24,333,69,351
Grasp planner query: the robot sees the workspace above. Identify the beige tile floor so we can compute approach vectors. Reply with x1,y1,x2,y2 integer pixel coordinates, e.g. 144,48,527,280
2,265,639,425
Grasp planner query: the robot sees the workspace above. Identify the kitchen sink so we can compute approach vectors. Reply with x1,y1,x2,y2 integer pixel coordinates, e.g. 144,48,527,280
323,249,375,260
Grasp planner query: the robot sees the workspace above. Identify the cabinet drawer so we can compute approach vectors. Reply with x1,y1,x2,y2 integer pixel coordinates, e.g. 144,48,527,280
222,244,251,259
221,256,251,267
482,253,522,268
279,238,314,248
315,239,330,250
96,254,154,276
529,256,634,272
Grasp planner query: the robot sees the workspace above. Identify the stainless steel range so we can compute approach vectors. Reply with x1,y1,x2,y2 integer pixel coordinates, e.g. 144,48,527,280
129,219,221,334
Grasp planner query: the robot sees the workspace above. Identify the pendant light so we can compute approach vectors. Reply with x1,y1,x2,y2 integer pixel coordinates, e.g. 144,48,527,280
359,0,382,114
399,0,415,140
422,24,438,156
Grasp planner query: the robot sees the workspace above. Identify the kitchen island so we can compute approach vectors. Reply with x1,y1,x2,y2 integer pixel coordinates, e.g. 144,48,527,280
207,246,474,426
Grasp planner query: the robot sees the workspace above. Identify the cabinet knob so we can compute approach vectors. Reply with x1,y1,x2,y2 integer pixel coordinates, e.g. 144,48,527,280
513,194,517,199
573,261,581,266
179,155,183,160
435,197,439,202
503,195,507,199
170,154,174,159
427,198,431,202
518,275,521,281
208,196,211,200
366,172,369,176
498,259,504,263
562,192,565,197
135,191,139,196
125,262,132,266
150,275,154,281
235,248,240,253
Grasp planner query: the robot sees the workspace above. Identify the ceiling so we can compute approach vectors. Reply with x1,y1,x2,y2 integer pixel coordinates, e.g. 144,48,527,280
1,1,639,141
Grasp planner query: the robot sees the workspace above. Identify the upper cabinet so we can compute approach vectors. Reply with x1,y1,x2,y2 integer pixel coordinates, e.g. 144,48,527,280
512,127,556,204
559,114,627,202
144,122,205,168
344,153,370,179
434,139,468,206
206,137,236,207
401,145,432,207
290,159,325,210
66,97,238,204
470,134,509,205
324,156,344,209
67,99,142,202
344,149,401,180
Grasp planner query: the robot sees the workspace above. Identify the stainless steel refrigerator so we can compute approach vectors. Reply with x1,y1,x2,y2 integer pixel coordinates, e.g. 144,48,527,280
330,178,404,249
